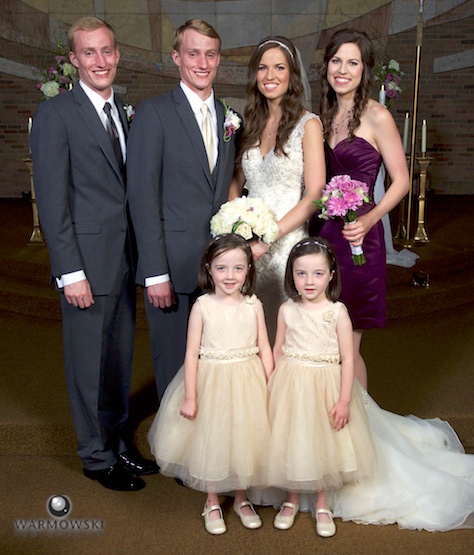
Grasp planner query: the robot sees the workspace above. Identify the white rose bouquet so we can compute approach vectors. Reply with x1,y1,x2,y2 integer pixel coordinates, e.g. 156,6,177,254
210,197,279,244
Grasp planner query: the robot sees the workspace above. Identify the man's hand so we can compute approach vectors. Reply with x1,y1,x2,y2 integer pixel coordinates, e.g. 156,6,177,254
64,280,94,309
146,281,176,309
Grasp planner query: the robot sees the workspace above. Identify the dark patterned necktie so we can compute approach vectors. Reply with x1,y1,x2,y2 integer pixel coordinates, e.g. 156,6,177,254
103,102,124,174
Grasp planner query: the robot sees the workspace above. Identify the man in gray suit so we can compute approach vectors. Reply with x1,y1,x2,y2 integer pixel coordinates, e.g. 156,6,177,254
31,17,157,491
127,19,239,399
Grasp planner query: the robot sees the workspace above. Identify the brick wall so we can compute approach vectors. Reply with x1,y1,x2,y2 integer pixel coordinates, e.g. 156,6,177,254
0,14,473,197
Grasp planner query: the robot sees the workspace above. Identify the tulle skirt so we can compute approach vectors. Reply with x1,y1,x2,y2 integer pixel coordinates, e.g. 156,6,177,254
267,359,375,493
148,355,270,494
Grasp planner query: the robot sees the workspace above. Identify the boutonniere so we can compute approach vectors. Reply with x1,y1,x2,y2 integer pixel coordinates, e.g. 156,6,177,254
222,100,241,142
123,104,135,124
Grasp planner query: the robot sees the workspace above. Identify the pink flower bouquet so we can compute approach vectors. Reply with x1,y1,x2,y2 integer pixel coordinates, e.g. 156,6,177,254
314,174,370,265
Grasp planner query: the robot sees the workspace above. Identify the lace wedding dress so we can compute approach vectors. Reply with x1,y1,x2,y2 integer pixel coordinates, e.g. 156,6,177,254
242,112,320,339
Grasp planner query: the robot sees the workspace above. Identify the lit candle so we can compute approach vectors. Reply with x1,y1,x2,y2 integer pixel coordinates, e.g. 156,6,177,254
421,119,427,155
403,112,409,153
379,85,386,107
27,117,32,154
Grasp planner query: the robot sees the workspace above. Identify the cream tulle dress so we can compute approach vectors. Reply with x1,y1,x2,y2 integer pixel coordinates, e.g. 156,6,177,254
268,300,375,492
268,299,474,531
147,293,270,493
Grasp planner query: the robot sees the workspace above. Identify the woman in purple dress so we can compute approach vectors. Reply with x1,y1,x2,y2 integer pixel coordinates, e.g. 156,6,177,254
310,30,409,389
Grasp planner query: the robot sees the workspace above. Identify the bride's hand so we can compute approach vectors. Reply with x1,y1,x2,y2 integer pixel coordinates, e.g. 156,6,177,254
250,239,270,261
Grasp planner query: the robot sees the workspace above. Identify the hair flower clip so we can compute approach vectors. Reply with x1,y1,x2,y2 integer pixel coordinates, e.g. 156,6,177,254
222,100,241,142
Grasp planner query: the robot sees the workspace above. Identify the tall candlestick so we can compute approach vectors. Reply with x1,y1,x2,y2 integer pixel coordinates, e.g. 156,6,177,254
379,85,386,107
421,119,427,155
403,112,409,153
27,117,32,154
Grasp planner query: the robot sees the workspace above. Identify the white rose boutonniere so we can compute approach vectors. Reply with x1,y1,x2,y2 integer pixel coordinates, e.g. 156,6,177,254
123,104,135,124
222,100,241,142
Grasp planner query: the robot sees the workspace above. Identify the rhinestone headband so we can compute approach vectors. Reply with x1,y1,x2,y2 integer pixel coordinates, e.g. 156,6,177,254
294,239,328,250
258,39,294,60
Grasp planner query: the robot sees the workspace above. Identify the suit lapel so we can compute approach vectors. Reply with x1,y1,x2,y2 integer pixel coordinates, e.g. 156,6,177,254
115,96,129,140
213,98,232,197
173,86,214,189
73,85,124,184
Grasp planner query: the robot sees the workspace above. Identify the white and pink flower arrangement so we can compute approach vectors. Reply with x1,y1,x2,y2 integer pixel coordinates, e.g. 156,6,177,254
37,40,76,100
375,58,403,108
210,197,279,244
314,174,370,265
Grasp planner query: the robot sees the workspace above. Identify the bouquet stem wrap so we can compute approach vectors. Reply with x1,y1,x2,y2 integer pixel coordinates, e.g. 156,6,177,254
345,219,366,265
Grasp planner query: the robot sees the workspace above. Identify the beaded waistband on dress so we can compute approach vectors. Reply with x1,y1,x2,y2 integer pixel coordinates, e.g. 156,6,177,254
199,346,259,361
282,347,340,365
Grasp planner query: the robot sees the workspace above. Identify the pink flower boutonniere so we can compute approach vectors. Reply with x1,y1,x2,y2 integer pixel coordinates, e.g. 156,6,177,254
222,100,241,142
123,104,135,124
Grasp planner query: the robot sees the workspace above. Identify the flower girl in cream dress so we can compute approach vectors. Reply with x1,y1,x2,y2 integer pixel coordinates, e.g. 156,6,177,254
148,234,273,535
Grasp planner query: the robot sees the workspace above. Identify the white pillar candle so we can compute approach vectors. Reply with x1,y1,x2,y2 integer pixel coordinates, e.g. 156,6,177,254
379,85,386,107
403,112,409,153
421,119,427,155
28,117,32,134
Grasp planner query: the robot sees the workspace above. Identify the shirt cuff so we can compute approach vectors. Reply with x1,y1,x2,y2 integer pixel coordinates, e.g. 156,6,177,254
56,270,87,288
145,274,170,287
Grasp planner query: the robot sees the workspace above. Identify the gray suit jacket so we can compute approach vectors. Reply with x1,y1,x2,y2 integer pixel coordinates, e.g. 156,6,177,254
126,85,239,293
31,85,132,295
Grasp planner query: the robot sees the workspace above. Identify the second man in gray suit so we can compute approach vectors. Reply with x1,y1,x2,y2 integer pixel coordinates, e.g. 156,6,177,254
127,19,240,399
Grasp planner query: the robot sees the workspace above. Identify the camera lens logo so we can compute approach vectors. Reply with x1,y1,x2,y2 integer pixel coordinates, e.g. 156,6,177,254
47,495,72,519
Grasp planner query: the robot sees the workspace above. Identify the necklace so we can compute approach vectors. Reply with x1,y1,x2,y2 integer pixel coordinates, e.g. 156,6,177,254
332,110,353,135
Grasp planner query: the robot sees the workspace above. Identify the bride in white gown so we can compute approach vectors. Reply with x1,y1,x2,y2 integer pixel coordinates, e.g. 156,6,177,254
229,36,326,341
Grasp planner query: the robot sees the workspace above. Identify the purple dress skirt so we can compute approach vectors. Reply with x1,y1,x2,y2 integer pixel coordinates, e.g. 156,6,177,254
310,137,385,329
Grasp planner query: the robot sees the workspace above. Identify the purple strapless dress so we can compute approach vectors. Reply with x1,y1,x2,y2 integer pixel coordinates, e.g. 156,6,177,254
310,137,385,329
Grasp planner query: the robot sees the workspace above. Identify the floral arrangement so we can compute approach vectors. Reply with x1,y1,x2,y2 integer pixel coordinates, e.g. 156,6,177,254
314,174,370,265
37,39,76,99
210,197,279,244
123,104,135,124
222,100,241,142
375,58,403,108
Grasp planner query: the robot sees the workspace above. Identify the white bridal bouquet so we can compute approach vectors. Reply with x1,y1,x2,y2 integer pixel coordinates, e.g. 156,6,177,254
210,197,279,244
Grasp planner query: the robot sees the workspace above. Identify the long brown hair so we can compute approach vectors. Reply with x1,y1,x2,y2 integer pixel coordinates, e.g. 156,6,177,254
320,29,374,142
236,36,305,169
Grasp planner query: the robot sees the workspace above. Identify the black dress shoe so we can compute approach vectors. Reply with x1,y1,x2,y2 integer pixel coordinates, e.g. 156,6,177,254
83,463,145,491
119,451,160,475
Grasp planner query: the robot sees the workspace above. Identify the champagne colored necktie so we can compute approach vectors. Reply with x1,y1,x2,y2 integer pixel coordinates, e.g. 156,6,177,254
200,103,215,172
103,102,124,173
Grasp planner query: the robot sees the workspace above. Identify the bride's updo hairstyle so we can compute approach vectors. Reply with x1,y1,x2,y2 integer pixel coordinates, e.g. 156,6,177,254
284,237,341,302
320,29,374,143
236,36,305,169
198,233,256,296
